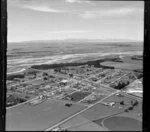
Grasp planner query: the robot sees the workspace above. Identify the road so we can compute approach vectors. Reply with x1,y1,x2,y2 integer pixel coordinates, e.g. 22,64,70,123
64,110,124,130
6,64,142,131
6,68,127,110
45,90,120,131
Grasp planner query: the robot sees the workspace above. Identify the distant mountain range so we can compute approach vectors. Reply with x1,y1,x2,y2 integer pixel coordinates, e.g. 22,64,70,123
8,39,143,45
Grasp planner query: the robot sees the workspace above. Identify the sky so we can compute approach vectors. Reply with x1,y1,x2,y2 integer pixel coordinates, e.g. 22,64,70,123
8,0,144,42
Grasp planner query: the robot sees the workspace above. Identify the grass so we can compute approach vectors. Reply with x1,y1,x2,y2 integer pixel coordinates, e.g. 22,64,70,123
63,91,91,102
103,116,142,131
80,102,122,121
6,100,85,131
101,61,142,70
81,94,107,104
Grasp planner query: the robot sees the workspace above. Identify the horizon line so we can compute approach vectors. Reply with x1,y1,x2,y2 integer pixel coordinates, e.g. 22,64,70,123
8,38,143,43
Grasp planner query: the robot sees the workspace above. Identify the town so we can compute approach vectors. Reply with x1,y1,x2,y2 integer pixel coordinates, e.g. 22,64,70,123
6,54,143,131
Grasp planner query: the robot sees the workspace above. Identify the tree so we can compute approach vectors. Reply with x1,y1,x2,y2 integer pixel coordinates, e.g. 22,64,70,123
10,86,16,92
69,74,73,78
43,76,48,81
133,100,139,106
131,100,139,107
120,101,125,105
124,109,129,112
49,75,54,78
54,68,61,72
42,72,48,77
128,106,134,111
115,81,129,90
33,72,36,78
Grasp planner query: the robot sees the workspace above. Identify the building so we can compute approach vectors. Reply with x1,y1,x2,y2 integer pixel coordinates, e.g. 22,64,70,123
59,79,68,86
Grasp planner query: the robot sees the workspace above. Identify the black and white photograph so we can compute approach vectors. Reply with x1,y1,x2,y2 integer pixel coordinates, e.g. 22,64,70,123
5,0,144,131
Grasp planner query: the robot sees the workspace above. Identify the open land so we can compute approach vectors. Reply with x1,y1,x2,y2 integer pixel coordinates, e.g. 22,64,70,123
6,42,143,131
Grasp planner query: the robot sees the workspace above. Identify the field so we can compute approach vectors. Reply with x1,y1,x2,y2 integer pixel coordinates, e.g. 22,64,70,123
101,61,142,70
6,100,86,131
97,116,142,131
62,91,91,102
81,94,107,104
6,41,143,131
80,102,122,121
58,92,142,131
59,114,109,131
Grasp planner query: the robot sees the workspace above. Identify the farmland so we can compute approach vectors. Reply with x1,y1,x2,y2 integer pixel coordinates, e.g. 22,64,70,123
6,53,143,131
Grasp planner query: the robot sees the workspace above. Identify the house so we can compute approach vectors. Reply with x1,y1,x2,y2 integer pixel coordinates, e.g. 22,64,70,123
102,102,115,106
109,102,115,106
59,79,68,86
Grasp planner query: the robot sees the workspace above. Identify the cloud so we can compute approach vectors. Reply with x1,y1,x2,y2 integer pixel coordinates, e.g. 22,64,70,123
79,11,96,18
79,7,143,19
48,30,90,34
65,0,90,3
8,0,66,13
22,5,65,13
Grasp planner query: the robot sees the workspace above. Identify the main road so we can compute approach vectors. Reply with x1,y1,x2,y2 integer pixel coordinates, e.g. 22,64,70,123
45,90,120,131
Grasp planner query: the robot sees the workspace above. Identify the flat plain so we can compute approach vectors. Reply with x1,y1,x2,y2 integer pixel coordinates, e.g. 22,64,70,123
6,41,143,131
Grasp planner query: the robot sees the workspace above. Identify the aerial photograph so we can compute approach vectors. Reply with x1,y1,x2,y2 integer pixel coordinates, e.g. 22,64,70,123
6,0,143,131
